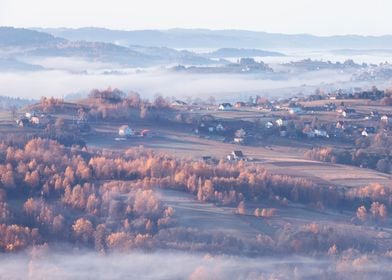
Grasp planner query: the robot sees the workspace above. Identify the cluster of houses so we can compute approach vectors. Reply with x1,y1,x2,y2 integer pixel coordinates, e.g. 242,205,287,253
16,111,51,128
172,87,392,146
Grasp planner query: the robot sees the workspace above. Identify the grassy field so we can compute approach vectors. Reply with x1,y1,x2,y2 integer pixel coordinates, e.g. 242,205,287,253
85,120,392,189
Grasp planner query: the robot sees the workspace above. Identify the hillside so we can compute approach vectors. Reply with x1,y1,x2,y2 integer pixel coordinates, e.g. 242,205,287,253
36,27,392,49
0,27,65,47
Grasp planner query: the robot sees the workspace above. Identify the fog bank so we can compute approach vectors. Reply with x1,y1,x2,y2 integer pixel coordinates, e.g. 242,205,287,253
0,68,354,101
1,249,392,280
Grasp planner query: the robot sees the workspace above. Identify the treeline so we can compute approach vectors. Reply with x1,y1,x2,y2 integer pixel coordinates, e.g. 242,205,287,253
305,147,392,174
305,131,392,174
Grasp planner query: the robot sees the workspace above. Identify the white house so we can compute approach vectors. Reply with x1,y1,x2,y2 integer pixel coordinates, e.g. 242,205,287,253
227,150,245,161
118,125,134,137
216,123,226,132
30,114,49,126
381,115,390,123
275,118,288,127
218,103,233,111
289,107,303,115
314,129,329,138
265,121,274,129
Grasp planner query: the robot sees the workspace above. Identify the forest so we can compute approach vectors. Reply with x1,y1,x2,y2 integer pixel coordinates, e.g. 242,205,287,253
0,136,391,258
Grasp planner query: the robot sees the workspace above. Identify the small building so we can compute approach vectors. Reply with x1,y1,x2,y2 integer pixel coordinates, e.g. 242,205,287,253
202,156,217,164
234,102,246,108
25,111,37,119
265,121,274,129
381,115,390,123
365,127,376,134
216,123,226,132
171,100,187,107
218,103,233,111
341,108,356,118
227,150,245,161
314,129,329,138
30,114,50,127
118,125,134,137
336,121,345,130
16,118,30,127
303,127,315,138
276,117,288,127
370,111,380,119
289,107,303,115
141,129,150,137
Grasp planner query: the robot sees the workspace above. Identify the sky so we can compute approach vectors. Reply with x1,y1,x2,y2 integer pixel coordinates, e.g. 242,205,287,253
0,0,391,36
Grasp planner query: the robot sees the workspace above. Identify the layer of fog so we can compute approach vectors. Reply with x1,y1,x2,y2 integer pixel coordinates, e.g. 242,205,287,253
2,249,391,280
23,57,125,72
0,67,358,101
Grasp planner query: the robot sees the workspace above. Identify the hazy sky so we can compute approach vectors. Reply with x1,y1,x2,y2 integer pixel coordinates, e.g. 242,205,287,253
0,0,391,35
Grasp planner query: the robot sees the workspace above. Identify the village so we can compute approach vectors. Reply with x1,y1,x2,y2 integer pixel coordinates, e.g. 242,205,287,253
6,86,390,178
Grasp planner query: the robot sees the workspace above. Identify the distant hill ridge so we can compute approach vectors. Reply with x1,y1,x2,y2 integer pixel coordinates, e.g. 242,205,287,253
33,27,392,49
0,27,65,47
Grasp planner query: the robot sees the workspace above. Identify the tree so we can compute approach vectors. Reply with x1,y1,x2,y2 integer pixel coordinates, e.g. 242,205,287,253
9,105,17,121
1,170,16,189
140,104,149,119
24,170,40,188
55,118,66,131
52,214,65,233
94,224,107,252
72,218,94,244
356,205,367,222
128,91,141,108
207,96,216,105
376,159,390,173
153,95,168,108
237,201,246,215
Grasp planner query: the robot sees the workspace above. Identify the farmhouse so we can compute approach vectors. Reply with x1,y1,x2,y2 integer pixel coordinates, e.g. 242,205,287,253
275,117,288,127
118,125,134,137
289,107,303,115
234,101,246,108
30,114,50,127
341,108,356,118
314,129,329,138
234,137,245,144
381,115,391,123
171,100,187,107
218,103,233,111
336,121,345,130
365,127,376,134
16,118,30,127
25,111,37,119
227,150,245,161
216,123,226,132
265,121,274,129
